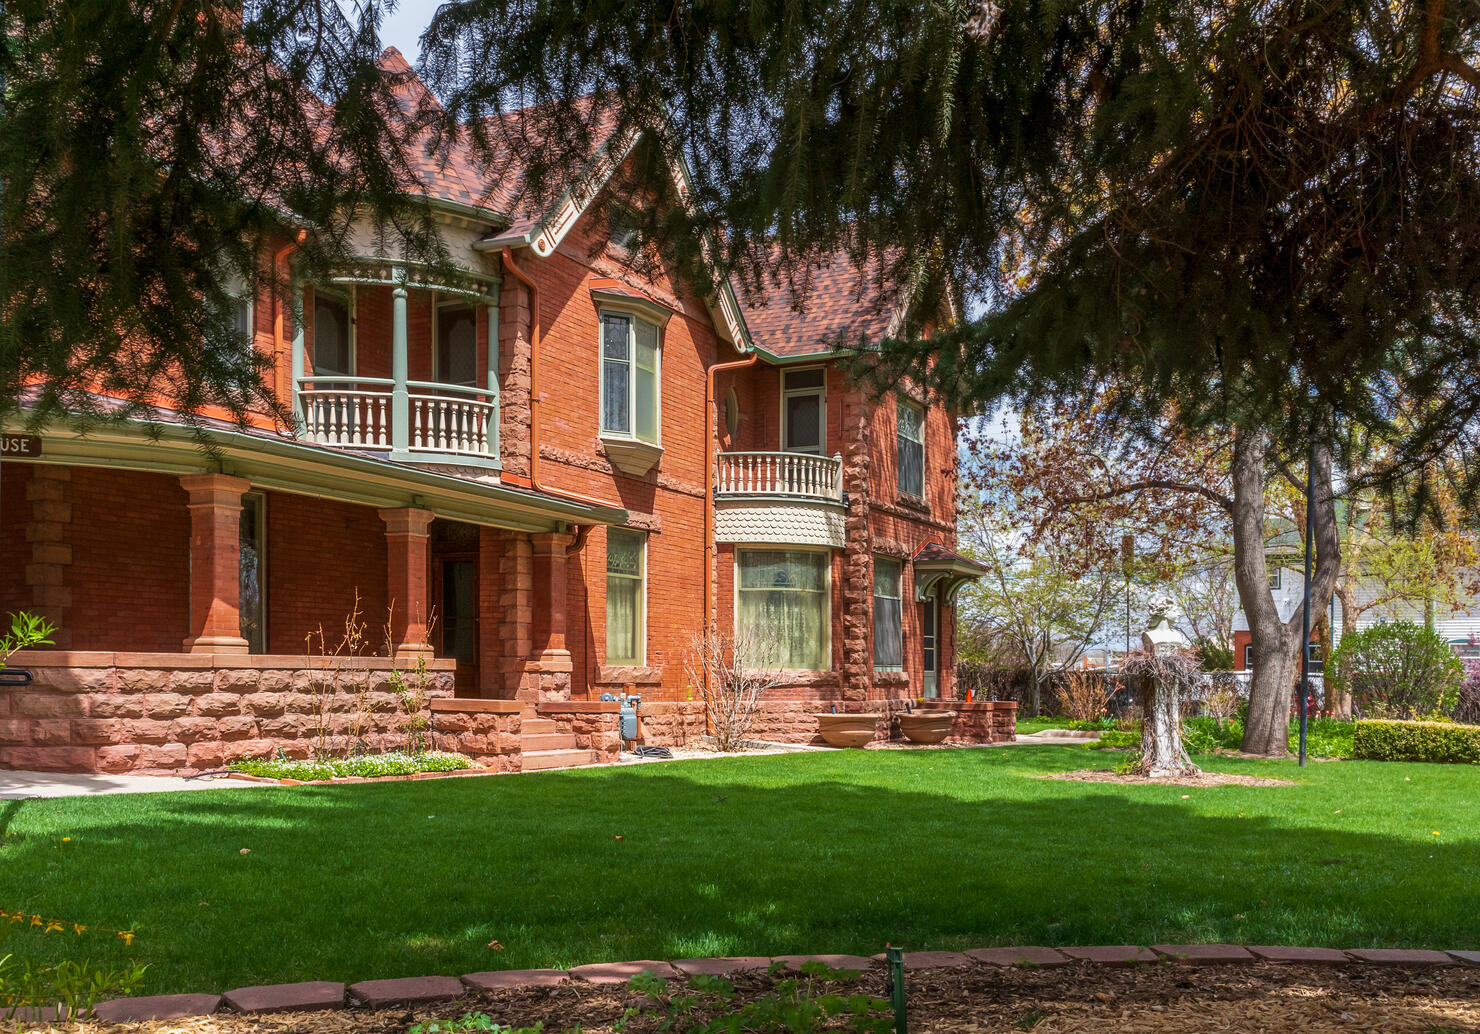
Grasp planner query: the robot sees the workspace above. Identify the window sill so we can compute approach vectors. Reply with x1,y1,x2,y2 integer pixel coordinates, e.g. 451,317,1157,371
600,435,663,476
595,665,663,686
895,493,930,514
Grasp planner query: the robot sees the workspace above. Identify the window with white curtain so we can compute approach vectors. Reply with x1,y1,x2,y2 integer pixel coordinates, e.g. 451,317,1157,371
737,549,829,670
897,398,925,498
600,312,660,444
605,529,646,664
873,557,903,671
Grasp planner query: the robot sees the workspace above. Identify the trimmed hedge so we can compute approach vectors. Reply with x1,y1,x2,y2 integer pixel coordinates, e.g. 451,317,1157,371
1352,719,1480,765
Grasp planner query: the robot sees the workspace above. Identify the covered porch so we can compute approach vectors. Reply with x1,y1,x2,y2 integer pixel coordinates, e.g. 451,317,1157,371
0,420,626,773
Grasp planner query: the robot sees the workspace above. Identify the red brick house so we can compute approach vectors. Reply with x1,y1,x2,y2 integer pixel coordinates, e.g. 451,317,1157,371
0,52,996,773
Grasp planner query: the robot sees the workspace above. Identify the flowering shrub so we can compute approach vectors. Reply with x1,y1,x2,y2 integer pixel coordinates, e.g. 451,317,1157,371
1327,621,1463,719
233,751,471,781
1455,659,1480,724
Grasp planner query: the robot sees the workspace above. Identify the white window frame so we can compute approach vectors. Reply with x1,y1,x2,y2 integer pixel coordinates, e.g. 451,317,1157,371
780,366,827,455
605,528,647,665
598,308,663,446
1243,643,1254,669
873,555,904,672
1267,565,1283,590
734,546,833,672
896,395,926,499
432,296,479,387
312,285,356,377
225,274,254,342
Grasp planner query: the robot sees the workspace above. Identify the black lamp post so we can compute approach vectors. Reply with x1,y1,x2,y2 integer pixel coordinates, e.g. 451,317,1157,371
1297,448,1314,768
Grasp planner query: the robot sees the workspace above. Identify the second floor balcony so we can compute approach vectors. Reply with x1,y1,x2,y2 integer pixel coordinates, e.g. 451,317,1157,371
290,261,501,468
298,378,498,460
715,451,843,503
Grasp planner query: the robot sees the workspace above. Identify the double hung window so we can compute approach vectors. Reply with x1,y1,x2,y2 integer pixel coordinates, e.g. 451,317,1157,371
873,558,903,671
601,313,660,444
781,368,825,454
606,529,646,664
897,398,925,498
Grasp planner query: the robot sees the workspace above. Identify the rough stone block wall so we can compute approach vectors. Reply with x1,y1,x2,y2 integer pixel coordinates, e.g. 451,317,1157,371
429,701,523,772
549,707,621,763
0,655,454,774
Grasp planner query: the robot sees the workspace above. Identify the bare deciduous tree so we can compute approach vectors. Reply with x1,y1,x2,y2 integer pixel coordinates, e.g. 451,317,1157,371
685,627,788,752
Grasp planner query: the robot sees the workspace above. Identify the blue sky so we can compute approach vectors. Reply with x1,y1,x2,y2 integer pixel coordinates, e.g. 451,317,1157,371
366,1,442,63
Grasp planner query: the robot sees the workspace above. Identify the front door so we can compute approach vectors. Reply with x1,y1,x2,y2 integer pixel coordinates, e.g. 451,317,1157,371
921,596,938,698
437,557,477,694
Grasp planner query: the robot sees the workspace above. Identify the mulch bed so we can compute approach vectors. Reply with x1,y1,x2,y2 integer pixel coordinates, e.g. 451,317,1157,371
25,962,1480,1034
1043,770,1296,787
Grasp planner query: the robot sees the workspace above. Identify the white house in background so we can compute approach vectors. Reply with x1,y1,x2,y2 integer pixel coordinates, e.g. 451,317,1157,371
1232,554,1480,672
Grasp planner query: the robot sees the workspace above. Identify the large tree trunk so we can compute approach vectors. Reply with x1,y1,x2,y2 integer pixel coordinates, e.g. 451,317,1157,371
1229,431,1341,755
1133,669,1199,777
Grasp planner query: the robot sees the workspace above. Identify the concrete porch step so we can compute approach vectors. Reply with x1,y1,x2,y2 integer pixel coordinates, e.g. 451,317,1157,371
520,718,563,736
520,733,578,751
521,749,600,772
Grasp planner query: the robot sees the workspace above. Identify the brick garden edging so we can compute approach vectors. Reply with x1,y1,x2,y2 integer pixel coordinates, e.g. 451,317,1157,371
75,944,1480,1022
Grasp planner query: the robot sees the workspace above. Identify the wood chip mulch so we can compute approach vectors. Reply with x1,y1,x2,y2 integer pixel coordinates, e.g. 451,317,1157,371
1042,770,1296,787
23,961,1480,1034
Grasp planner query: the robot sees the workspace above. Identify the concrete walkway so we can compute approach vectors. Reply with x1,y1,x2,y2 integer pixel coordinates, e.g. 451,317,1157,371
0,770,269,799
1010,729,1104,746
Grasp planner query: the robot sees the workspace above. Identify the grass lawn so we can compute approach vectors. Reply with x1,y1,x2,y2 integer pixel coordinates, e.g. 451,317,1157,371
3,747,1479,995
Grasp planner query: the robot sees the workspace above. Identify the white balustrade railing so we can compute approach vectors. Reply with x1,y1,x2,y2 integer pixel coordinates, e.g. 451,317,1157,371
299,378,395,449
297,378,497,458
407,381,497,458
716,451,843,502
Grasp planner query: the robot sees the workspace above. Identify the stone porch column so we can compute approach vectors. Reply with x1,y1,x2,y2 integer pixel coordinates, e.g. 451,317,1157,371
379,507,436,659
180,473,252,654
522,530,574,700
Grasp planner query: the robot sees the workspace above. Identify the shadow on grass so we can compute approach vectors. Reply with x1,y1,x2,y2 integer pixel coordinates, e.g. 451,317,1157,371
2,747,1477,993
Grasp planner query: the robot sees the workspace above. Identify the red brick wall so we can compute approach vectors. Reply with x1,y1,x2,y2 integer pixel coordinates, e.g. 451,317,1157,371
0,464,190,652
501,199,729,703
0,462,34,623
265,491,388,654
70,468,191,652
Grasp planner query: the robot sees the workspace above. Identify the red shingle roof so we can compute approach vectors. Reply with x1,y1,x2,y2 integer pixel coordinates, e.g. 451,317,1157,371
371,53,904,358
741,248,901,358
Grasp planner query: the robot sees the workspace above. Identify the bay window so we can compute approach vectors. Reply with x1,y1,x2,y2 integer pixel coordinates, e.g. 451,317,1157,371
601,312,660,444
873,557,903,671
897,398,925,498
737,549,830,670
605,529,646,664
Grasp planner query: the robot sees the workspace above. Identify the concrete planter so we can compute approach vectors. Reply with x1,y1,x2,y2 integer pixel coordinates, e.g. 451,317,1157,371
898,710,956,745
814,713,881,748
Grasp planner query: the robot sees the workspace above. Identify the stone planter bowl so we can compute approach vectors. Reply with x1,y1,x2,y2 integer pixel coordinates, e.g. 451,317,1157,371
898,710,956,745
814,713,881,748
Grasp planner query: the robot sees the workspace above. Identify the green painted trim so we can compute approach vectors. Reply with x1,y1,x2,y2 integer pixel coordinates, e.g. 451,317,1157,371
3,415,625,531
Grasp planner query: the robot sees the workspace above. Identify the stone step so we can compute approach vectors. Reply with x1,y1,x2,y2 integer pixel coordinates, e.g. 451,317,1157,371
521,718,563,736
521,749,600,772
520,732,578,751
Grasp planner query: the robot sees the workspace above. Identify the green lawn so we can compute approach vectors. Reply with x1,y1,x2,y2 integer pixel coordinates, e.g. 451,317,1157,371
3,747,1479,996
